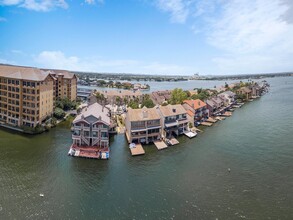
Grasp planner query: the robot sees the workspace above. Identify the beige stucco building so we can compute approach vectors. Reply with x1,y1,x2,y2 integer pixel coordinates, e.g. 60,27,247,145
0,65,77,128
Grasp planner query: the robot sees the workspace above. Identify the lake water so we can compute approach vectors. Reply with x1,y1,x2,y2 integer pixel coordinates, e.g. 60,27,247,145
1,77,293,219
78,78,243,92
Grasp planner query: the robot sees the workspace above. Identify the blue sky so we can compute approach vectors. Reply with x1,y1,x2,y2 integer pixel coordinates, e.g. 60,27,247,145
0,0,293,75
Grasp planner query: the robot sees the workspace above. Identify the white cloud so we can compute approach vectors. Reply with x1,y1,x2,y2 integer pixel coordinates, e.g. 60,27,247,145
34,50,192,74
208,0,290,53
155,0,190,23
0,0,68,11
0,0,22,5
153,0,293,74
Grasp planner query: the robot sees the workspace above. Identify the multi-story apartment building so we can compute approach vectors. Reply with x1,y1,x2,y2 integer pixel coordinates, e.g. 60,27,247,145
158,104,189,138
0,65,77,129
70,103,110,159
48,69,77,101
183,99,209,126
125,106,162,144
0,65,55,128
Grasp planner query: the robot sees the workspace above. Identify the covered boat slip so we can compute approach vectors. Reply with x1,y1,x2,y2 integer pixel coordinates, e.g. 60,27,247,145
184,131,197,138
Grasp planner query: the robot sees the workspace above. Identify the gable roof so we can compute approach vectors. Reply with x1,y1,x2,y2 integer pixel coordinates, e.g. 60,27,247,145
159,104,187,117
73,102,110,125
127,107,161,122
183,99,207,110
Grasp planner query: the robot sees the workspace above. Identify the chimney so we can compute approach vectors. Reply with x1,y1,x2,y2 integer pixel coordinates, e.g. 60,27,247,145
172,108,176,113
198,101,200,106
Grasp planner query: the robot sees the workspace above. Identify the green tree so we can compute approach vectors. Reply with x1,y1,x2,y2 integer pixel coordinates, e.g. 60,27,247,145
141,95,155,108
169,88,188,104
53,107,65,119
128,99,139,109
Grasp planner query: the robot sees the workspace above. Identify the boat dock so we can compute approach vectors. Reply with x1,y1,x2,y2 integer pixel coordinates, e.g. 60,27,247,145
68,145,109,159
184,131,197,138
130,143,145,156
222,111,232,117
215,116,226,121
168,137,179,146
206,117,217,123
201,122,213,126
154,140,168,150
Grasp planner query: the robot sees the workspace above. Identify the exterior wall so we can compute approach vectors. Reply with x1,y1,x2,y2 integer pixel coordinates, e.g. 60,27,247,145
0,75,55,128
125,113,162,144
53,74,77,102
39,77,54,122
183,103,209,125
72,118,109,148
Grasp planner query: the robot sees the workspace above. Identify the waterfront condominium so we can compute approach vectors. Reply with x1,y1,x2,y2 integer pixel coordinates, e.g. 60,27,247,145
47,69,77,101
157,104,189,138
183,99,209,126
70,103,111,159
0,64,77,128
125,106,162,144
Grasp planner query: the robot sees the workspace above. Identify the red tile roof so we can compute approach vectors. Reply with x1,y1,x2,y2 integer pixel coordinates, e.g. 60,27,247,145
184,99,207,110
187,110,194,117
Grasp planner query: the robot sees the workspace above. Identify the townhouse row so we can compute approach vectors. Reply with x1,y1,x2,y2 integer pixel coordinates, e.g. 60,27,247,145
124,83,265,145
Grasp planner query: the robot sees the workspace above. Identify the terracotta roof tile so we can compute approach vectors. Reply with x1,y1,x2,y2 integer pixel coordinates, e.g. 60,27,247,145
183,99,207,110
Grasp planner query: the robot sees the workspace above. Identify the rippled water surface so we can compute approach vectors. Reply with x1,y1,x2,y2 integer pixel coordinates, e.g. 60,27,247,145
1,77,293,219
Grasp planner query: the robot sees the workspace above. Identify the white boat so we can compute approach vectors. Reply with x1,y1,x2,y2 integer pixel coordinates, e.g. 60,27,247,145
129,143,136,149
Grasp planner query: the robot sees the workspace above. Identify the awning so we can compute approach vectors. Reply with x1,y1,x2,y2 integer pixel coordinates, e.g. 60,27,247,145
165,122,178,128
178,119,189,124
131,128,147,132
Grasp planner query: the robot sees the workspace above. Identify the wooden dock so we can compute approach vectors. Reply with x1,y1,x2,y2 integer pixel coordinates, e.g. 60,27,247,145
154,140,168,150
191,127,202,133
223,111,232,117
130,143,145,156
206,117,217,123
201,122,213,126
169,137,179,146
215,116,226,121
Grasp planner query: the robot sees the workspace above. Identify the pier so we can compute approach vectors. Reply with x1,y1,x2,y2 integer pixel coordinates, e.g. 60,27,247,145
130,143,145,156
168,137,179,146
206,117,217,123
154,140,168,150
201,122,213,126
